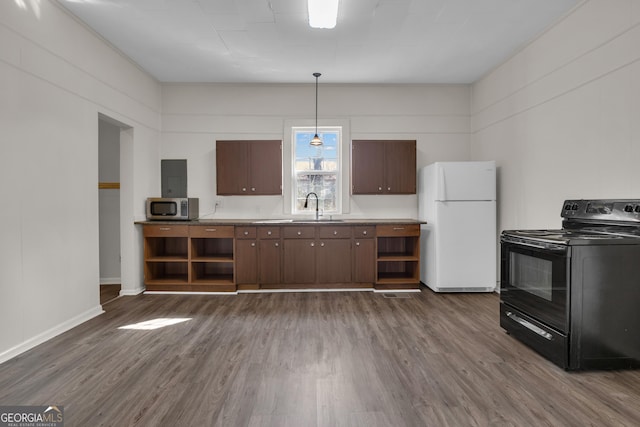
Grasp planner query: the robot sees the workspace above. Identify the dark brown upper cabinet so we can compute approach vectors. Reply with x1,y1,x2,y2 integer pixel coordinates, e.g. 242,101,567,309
351,140,416,194
216,140,282,195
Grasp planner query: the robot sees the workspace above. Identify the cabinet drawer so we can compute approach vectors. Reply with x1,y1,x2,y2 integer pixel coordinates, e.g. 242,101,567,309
144,225,189,237
318,226,352,239
236,226,257,239
283,226,316,239
258,227,281,239
190,225,234,238
353,226,375,238
376,224,420,237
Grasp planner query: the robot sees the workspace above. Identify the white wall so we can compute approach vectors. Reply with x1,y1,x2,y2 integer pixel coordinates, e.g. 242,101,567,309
161,83,471,219
472,0,640,232
0,0,161,362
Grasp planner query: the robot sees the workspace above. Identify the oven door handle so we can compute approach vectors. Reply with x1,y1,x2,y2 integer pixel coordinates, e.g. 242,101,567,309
506,311,553,340
501,237,568,253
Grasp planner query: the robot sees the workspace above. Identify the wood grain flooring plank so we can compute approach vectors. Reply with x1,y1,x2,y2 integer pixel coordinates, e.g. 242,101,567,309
1,290,640,426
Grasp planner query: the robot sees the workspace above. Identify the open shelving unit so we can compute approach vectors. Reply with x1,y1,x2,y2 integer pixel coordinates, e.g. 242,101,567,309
143,225,236,292
190,237,234,286
375,224,420,289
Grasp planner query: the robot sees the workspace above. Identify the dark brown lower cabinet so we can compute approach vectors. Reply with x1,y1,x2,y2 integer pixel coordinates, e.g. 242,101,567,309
353,238,375,283
235,239,257,285
234,227,257,289
258,240,281,285
142,222,418,292
317,239,352,284
283,239,316,284
283,226,353,286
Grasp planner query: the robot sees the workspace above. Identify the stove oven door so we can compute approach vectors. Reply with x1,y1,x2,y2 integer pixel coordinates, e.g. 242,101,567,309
500,238,569,334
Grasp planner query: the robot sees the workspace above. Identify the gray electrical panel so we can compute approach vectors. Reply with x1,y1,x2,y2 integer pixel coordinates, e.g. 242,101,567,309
161,159,187,198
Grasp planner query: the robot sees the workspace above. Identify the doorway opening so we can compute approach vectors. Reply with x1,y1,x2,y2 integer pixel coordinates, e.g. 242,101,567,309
98,114,131,304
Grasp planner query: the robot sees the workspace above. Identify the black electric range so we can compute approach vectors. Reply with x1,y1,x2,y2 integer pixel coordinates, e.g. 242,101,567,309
500,199,640,370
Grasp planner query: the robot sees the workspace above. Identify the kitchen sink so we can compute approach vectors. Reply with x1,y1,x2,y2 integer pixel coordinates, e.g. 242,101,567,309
253,219,345,224
293,219,345,223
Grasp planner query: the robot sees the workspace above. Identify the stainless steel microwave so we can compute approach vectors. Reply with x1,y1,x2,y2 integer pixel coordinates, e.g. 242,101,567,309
146,198,199,220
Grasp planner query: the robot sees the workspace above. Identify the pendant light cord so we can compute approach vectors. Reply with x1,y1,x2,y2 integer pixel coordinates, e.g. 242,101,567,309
314,72,320,135
310,72,322,146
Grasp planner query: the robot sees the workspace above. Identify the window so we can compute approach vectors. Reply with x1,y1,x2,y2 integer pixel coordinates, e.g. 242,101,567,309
292,127,341,215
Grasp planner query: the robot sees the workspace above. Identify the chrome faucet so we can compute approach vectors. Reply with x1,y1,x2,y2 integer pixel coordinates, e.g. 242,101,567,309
304,192,319,221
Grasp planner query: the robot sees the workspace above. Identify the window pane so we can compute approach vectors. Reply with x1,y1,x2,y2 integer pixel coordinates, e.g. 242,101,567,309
294,173,338,212
294,131,338,172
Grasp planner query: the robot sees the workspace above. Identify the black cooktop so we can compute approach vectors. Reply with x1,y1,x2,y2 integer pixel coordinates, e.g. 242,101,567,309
502,199,640,246
501,229,634,246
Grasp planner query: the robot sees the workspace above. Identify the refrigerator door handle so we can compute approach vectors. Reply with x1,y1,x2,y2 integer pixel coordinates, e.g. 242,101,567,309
438,165,446,200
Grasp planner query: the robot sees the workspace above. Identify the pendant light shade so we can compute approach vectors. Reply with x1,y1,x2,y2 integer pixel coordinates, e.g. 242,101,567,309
310,72,322,146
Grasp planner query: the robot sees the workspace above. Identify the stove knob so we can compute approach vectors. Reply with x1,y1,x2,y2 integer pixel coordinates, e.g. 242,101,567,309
635,206,640,213
564,204,571,211
625,205,634,212
571,204,579,210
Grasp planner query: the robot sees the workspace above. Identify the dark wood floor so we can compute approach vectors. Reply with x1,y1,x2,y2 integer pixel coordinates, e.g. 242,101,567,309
100,284,121,305
1,289,640,426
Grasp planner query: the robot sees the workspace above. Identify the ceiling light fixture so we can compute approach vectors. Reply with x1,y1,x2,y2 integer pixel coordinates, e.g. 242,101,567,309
310,72,322,146
308,0,339,29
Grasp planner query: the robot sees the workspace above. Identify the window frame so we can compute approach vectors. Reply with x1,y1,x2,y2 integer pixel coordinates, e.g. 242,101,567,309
291,126,343,216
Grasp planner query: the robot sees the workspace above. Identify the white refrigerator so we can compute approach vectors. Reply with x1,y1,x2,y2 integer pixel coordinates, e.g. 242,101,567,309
418,161,497,292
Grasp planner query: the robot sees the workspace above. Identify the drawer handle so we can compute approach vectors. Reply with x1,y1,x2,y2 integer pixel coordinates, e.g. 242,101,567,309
356,242,360,246
320,242,325,247
506,311,552,340
251,187,256,192
333,230,338,235
378,186,382,191
206,228,217,232
159,227,171,231
362,231,367,235
251,242,256,247
244,231,249,235
387,187,391,191
310,242,315,247
275,242,279,247
393,227,405,231
297,231,302,236
267,231,272,235
242,187,247,192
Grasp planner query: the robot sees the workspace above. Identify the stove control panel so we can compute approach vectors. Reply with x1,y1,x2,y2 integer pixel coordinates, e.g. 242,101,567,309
562,199,640,222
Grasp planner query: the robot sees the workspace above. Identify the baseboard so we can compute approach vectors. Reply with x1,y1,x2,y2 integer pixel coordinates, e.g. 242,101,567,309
119,287,145,296
0,305,104,365
240,288,373,294
100,277,121,285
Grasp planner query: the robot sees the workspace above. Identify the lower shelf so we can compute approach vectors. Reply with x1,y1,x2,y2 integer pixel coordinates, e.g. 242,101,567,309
191,276,234,285
376,272,419,283
145,276,189,285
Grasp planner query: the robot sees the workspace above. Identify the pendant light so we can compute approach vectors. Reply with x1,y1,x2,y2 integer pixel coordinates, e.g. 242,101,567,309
310,72,323,146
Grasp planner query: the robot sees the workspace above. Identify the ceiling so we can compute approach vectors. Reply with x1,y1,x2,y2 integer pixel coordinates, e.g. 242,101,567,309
57,0,581,84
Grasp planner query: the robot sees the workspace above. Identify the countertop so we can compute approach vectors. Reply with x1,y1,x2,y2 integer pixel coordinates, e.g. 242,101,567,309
135,218,425,226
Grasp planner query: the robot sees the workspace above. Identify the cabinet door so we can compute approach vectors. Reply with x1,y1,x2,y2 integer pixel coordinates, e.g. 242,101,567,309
216,141,248,195
249,140,282,195
353,238,375,283
317,239,352,283
235,239,257,284
385,140,416,194
259,240,282,285
351,140,385,194
283,239,316,284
